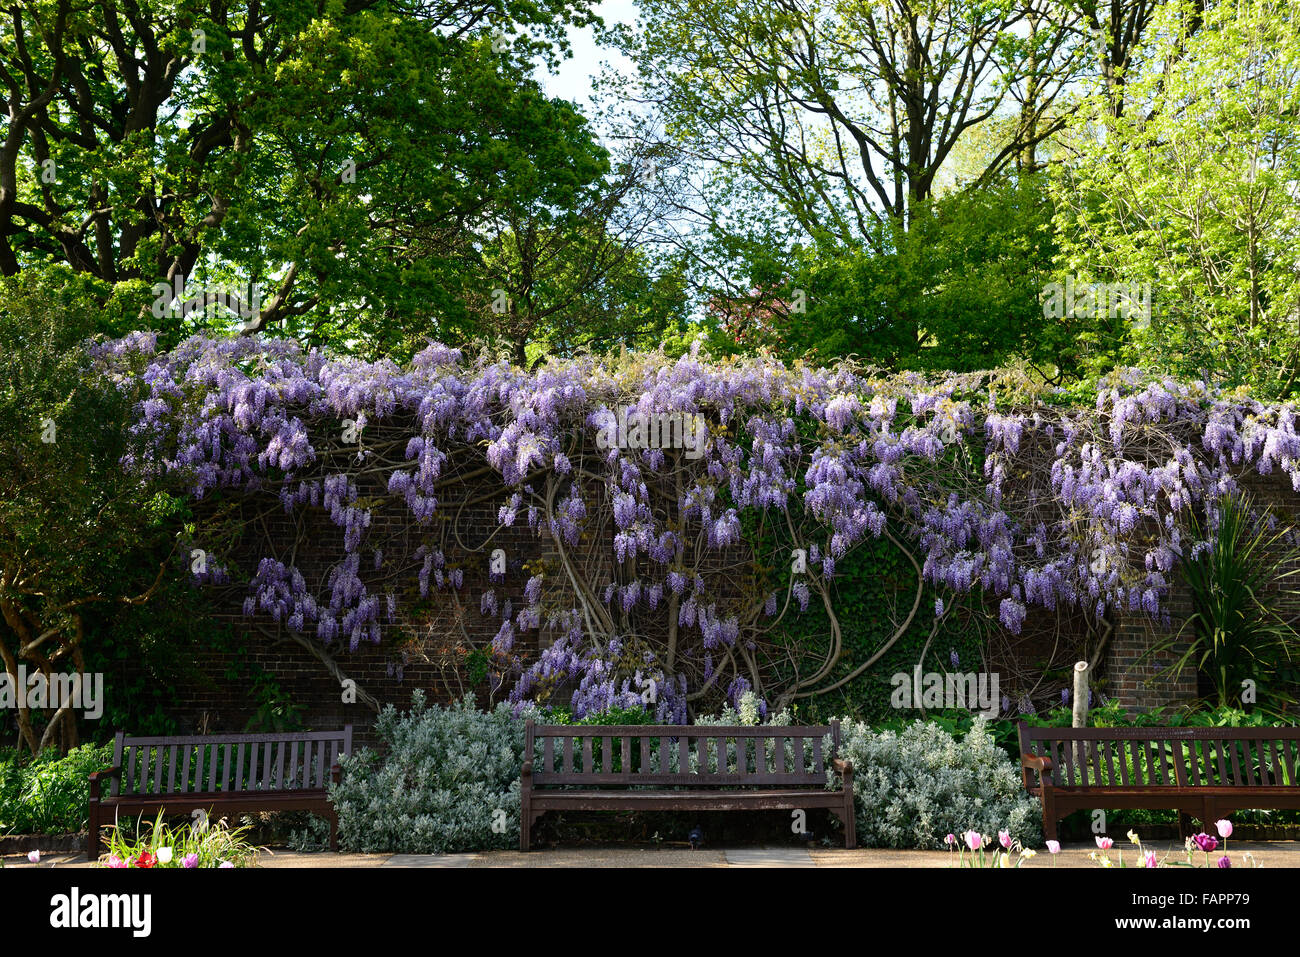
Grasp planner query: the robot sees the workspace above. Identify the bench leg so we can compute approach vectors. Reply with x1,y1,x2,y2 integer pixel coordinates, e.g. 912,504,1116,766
86,800,100,861
841,794,857,849
1040,790,1058,844
520,810,531,852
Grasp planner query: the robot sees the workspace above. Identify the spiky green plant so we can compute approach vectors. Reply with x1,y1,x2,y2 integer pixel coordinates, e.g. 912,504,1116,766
1155,494,1300,710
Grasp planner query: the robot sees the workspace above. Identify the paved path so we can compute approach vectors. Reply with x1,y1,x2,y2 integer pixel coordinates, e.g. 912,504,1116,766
6,839,1297,868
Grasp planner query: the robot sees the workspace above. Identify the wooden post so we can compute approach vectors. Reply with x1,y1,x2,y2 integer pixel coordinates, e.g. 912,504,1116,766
1072,660,1090,728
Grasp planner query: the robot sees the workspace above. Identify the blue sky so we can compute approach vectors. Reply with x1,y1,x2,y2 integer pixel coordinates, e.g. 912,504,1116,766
535,0,638,109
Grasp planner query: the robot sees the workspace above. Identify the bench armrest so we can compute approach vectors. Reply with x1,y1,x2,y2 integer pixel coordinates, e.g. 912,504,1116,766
521,760,533,778
1021,754,1053,773
330,763,344,787
88,766,120,799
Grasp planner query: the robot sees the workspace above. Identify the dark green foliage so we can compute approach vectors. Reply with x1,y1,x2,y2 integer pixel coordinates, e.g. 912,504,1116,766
0,744,113,834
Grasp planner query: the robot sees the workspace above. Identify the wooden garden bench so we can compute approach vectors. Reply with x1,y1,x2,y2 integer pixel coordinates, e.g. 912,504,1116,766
520,720,856,850
1018,723,1300,842
87,727,352,859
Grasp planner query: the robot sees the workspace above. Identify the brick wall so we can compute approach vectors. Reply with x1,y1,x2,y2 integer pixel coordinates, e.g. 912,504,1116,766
1105,471,1300,714
163,466,1300,737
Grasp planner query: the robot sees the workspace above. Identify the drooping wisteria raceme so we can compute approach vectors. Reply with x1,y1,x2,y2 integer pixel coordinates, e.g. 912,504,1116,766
93,333,1300,720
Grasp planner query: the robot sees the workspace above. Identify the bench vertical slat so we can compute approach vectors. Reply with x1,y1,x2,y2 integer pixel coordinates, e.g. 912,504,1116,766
1228,740,1243,786
109,733,125,798
695,735,707,777
1089,739,1103,785
151,746,165,793
1061,737,1076,785
1118,740,1132,785
1241,740,1257,786
773,734,785,776
1123,738,1140,786
1172,741,1189,787
236,742,248,791
678,735,689,775
165,745,178,793
620,736,630,775
193,744,206,794
717,736,729,774
1214,739,1229,784
602,736,612,774
219,743,231,791
207,744,219,791
1269,738,1285,786
126,744,139,796
274,742,286,789
562,736,574,775
262,742,273,790
660,733,671,774
326,740,340,786
1147,740,1164,785
582,737,592,775
179,745,192,794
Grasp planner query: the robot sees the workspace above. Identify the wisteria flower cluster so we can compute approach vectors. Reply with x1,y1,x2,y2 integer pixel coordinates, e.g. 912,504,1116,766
95,334,1300,719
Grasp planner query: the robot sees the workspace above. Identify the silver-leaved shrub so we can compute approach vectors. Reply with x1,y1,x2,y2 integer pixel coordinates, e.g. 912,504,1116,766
330,691,523,853
836,717,1042,849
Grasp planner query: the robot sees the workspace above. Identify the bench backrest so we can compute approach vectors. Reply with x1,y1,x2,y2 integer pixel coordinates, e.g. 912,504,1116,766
526,721,839,787
110,728,353,797
1018,723,1300,790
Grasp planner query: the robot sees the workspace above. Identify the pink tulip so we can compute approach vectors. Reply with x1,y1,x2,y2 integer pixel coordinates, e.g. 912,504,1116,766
1143,850,1158,868
1045,840,1061,854
1215,820,1233,839
27,850,40,864
1095,836,1113,850
964,831,983,851
998,830,1012,849
1193,833,1218,854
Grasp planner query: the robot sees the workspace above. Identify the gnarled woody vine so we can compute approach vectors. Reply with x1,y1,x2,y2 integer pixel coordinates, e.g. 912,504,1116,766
94,332,1300,720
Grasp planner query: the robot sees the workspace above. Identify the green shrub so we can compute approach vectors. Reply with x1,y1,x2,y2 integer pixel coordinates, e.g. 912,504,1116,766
837,716,1042,849
330,692,524,853
0,744,113,834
